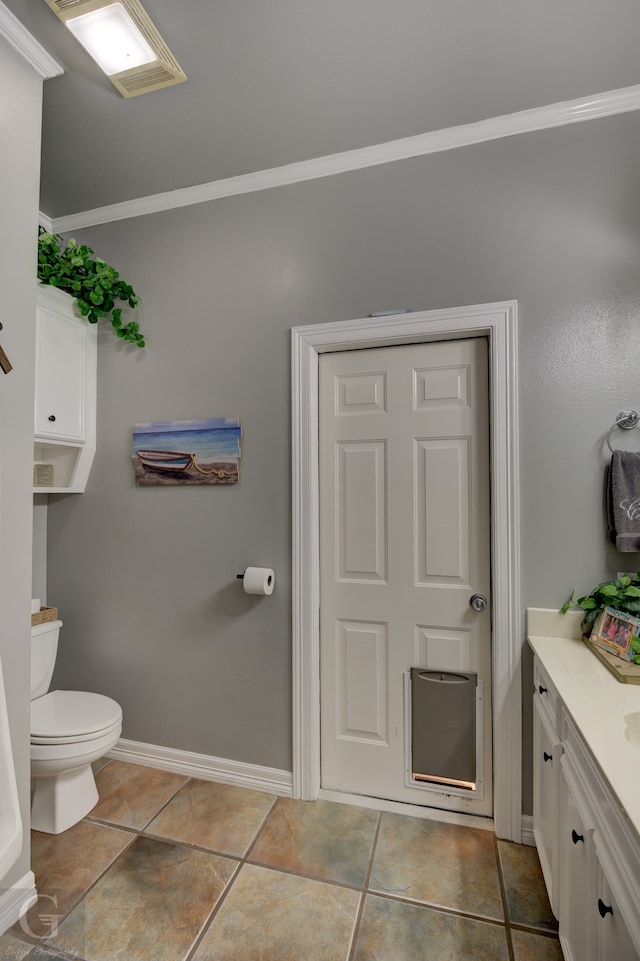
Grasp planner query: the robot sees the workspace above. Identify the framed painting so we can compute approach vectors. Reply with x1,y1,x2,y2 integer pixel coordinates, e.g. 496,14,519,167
132,417,241,486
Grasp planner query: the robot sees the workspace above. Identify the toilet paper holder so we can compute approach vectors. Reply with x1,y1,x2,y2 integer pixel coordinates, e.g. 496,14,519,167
236,567,275,595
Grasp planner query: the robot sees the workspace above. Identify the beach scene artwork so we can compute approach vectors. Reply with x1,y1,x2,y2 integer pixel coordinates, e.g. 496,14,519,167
132,417,241,486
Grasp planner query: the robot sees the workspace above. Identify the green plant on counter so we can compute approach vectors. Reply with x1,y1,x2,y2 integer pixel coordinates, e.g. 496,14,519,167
561,573,640,661
37,229,145,348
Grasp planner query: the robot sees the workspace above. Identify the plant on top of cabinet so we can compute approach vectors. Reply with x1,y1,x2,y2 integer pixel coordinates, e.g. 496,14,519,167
561,572,640,636
37,229,145,348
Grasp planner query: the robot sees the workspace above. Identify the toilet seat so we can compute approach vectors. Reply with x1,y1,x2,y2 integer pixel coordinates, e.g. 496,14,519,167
31,718,122,746
31,690,122,743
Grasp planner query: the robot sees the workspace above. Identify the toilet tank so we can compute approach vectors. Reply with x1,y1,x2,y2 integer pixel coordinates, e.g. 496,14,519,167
31,620,62,700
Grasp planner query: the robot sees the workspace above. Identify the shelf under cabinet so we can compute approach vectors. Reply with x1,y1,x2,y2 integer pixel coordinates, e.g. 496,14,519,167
33,439,93,493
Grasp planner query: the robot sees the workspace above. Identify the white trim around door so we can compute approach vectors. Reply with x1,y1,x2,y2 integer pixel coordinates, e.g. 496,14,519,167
291,301,522,841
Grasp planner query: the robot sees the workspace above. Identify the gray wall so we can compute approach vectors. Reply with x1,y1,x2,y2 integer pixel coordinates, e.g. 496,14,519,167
0,36,43,886
47,110,640,812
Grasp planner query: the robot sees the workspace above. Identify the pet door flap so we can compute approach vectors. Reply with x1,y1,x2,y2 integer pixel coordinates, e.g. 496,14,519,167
410,668,477,789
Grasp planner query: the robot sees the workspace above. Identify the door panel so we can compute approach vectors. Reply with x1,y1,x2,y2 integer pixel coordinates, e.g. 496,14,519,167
336,620,388,742
319,338,491,815
337,442,387,581
416,438,470,583
414,625,472,673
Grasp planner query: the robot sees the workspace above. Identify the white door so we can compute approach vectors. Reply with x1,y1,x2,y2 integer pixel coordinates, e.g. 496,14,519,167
319,338,492,816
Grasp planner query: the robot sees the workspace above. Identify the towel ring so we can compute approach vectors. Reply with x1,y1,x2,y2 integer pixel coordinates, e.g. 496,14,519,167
607,410,640,453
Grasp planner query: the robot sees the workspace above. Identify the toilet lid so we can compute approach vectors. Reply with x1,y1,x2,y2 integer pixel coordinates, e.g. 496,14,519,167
31,690,122,740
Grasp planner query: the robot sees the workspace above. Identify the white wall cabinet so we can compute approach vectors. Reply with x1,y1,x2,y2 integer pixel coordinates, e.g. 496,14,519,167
34,285,97,493
532,654,640,961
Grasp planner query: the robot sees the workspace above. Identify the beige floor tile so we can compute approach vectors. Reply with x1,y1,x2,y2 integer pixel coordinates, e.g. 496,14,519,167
193,863,360,961
23,948,70,960
89,760,187,829
497,840,558,932
146,778,275,856
352,895,509,961
0,931,35,959
511,929,564,960
49,835,237,961
248,797,378,887
14,821,131,941
369,813,504,920
11,766,563,961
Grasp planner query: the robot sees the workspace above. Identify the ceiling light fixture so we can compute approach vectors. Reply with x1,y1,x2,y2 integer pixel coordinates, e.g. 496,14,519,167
43,0,186,97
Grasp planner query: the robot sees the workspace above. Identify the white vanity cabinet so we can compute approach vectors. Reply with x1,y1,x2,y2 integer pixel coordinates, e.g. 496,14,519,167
530,630,640,961
532,674,561,916
559,750,596,961
593,850,639,961
34,285,97,493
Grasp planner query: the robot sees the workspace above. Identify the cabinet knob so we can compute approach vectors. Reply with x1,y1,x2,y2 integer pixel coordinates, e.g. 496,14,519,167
538,685,547,694
543,751,553,762
598,898,613,919
48,415,56,422
571,829,584,845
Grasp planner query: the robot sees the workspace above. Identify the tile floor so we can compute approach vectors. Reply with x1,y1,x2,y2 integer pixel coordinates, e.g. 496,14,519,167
1,760,563,961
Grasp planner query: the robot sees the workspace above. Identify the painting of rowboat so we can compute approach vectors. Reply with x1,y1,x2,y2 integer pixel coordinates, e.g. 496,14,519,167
131,417,241,486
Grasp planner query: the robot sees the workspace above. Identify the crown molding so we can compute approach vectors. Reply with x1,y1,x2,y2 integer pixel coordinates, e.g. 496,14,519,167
0,2,62,79
48,82,640,233
38,211,53,232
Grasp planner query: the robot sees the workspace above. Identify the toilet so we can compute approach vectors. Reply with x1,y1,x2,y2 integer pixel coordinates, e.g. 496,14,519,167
30,619,122,834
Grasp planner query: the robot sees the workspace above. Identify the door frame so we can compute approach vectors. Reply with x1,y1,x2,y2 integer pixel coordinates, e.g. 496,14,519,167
291,301,522,841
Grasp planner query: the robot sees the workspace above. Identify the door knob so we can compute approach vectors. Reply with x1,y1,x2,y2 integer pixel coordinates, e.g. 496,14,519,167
470,593,488,613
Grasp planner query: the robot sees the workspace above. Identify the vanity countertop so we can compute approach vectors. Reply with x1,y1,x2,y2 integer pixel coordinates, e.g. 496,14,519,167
527,607,640,840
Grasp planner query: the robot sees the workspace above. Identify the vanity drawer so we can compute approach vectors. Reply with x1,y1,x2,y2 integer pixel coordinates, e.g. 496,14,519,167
534,657,559,732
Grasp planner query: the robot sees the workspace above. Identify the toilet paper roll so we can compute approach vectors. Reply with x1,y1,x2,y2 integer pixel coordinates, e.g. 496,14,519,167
31,599,41,614
242,567,275,595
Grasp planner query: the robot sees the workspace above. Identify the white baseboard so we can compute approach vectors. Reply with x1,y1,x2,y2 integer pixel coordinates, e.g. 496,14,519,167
0,870,37,936
106,738,535,847
108,738,293,797
521,815,535,846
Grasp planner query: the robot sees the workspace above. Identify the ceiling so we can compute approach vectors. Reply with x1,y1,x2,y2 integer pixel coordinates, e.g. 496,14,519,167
7,0,640,220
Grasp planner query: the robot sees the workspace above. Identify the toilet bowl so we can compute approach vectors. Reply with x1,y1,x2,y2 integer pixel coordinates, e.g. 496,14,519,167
30,621,123,834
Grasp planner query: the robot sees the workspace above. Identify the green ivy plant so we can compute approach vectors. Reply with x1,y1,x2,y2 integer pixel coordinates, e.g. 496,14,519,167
561,573,640,661
37,229,145,348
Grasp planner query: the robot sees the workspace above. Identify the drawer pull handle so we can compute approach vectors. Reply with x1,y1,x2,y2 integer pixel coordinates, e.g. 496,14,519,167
48,415,56,422
598,898,613,919
538,685,547,694
571,829,584,845
543,751,553,762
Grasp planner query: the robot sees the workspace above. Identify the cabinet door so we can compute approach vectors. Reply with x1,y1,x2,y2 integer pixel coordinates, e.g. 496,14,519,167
559,759,595,961
35,302,86,442
594,855,639,961
533,691,561,916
